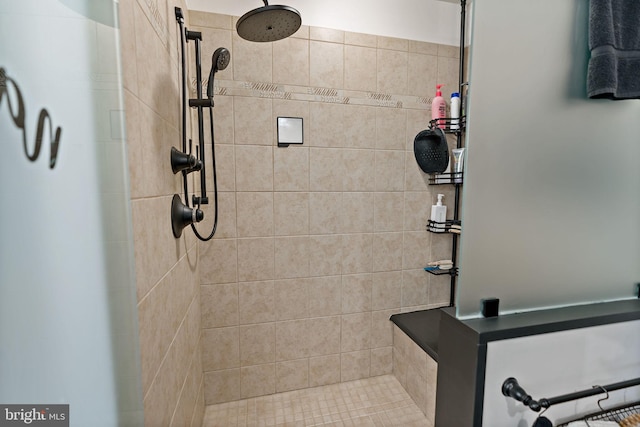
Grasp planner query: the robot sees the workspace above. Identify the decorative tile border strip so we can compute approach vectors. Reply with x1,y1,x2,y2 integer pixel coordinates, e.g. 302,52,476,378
189,78,433,110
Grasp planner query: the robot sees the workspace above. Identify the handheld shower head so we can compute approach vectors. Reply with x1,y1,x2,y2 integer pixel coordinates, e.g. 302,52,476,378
206,47,231,99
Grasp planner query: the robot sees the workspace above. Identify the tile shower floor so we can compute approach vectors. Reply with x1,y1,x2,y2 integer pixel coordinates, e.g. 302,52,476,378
202,375,429,427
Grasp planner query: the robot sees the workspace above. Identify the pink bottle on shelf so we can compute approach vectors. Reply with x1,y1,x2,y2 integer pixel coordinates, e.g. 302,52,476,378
431,84,447,128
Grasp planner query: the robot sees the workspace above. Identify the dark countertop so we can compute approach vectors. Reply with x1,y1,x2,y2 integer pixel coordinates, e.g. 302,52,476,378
390,308,442,361
390,298,640,361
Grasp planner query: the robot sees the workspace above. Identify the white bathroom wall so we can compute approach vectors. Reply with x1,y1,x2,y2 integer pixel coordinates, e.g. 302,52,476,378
483,320,640,426
186,0,462,46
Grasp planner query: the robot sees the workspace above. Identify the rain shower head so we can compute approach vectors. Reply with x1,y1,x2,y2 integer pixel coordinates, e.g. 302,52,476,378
236,0,302,43
206,47,231,99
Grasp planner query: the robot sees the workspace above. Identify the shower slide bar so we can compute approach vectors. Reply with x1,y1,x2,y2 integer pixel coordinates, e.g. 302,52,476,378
502,376,640,412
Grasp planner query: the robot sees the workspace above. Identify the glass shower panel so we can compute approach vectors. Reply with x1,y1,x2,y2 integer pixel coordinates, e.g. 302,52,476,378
456,0,640,318
0,1,143,425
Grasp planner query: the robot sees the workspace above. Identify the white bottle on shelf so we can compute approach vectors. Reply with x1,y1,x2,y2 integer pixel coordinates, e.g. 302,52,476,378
450,92,461,130
430,194,447,232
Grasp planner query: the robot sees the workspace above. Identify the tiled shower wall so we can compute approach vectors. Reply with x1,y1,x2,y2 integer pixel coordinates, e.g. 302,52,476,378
119,0,204,426
193,11,459,405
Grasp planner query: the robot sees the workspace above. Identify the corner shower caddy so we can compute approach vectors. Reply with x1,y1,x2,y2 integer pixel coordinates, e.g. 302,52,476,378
424,16,468,308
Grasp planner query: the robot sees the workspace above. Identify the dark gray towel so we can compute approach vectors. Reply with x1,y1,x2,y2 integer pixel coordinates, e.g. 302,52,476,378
587,0,640,99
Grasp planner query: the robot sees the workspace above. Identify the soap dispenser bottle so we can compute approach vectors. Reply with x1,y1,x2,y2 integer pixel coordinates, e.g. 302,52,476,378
431,84,446,128
430,194,447,232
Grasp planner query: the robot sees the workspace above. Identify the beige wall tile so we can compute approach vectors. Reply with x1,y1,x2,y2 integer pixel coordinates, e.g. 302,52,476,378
307,316,341,357
205,142,235,193
276,359,310,393
273,37,310,86
239,323,276,365
345,31,377,48
431,232,453,263
377,50,408,95
404,191,432,232
437,56,460,99
274,236,310,279
310,41,344,89
309,193,343,235
406,368,428,417
404,151,431,191
234,97,273,145
309,148,344,191
341,312,371,352
119,0,138,94
307,276,342,317
375,150,405,192
403,231,431,270
232,33,273,83
206,95,234,148
372,232,403,272
133,3,178,126
341,192,374,233
372,271,402,310
138,253,197,394
428,275,451,306
201,283,238,328
171,346,203,427
273,147,309,192
341,350,370,382
201,327,239,371
199,238,237,285
406,109,431,151
370,347,393,376
310,27,344,43
343,149,375,192
204,369,239,405
409,40,439,56
341,233,373,274
371,309,395,348
276,319,309,361
236,192,274,237
235,145,273,191
240,364,276,399
124,92,143,198
309,103,345,148
198,191,236,239
343,105,377,149
275,278,309,321
377,36,409,51
342,274,372,314
238,280,275,324
237,238,274,282
344,45,377,92
392,346,408,389
309,235,342,276
189,11,232,29
438,44,460,59
274,192,309,236
309,354,341,387
401,270,429,308
376,108,406,150
135,103,180,197
374,192,405,232
408,53,438,98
